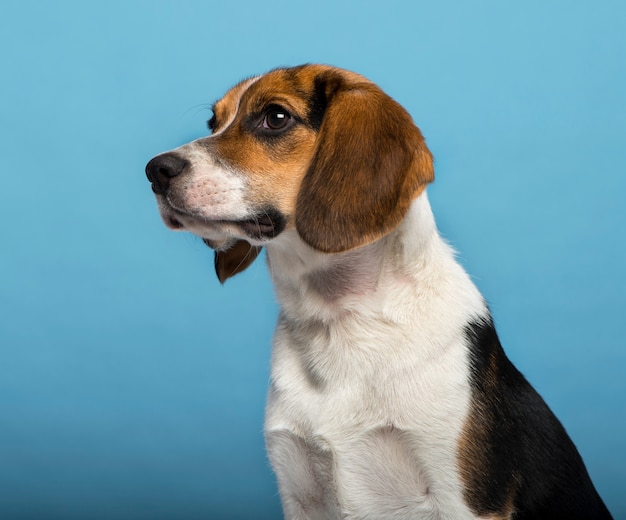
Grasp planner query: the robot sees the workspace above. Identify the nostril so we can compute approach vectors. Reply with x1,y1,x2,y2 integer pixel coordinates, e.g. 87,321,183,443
145,153,189,194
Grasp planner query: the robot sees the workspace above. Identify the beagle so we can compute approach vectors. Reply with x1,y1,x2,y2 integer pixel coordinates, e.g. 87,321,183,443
146,64,612,519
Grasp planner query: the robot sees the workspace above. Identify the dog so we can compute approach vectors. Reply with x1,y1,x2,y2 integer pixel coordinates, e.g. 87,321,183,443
146,64,612,519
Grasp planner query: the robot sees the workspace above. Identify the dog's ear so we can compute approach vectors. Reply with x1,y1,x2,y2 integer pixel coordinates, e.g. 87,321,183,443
296,75,434,253
205,239,262,284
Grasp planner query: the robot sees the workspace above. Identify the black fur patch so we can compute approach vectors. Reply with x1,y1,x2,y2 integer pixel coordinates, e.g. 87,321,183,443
461,317,612,519
306,76,329,131
306,73,343,131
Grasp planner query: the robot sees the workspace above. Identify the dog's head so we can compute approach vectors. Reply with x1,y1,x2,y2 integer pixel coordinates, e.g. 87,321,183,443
146,64,434,282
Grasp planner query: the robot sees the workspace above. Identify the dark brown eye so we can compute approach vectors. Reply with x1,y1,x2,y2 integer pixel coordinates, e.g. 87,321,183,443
263,108,291,130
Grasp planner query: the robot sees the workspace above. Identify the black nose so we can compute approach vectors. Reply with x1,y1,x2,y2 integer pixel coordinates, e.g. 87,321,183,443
145,153,188,195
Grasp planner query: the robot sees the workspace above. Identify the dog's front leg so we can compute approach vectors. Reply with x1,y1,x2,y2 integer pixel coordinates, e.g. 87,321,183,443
265,430,341,520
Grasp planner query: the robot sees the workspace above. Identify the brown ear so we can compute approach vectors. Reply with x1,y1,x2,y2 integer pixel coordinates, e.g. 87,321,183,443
296,78,434,253
206,239,262,284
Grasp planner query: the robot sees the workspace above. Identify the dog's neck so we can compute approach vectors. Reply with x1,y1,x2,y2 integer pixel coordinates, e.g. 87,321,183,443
265,194,465,323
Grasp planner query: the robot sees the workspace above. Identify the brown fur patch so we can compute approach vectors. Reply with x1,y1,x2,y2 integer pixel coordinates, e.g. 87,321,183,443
294,72,434,252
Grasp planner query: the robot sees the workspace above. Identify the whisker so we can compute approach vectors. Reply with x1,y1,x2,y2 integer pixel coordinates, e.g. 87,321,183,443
183,103,214,118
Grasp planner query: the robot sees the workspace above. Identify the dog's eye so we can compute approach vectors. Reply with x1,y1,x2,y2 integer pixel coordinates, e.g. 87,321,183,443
263,108,291,130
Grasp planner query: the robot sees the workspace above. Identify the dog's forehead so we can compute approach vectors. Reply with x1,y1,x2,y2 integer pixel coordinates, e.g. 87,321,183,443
213,65,369,118
214,67,312,116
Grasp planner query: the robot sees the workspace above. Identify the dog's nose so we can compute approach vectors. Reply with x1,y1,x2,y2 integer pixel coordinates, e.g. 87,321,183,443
145,153,188,195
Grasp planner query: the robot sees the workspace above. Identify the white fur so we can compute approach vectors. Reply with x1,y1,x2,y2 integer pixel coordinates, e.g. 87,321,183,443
264,194,490,519
211,75,260,138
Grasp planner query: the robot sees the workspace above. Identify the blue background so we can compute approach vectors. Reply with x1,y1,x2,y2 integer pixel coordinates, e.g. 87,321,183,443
1,1,625,518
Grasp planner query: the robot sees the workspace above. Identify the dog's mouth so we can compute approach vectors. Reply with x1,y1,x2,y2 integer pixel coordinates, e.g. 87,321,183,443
163,206,286,241
163,212,185,230
237,211,286,239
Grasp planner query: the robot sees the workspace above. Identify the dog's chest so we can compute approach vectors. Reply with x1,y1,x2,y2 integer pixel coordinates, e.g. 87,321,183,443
265,313,477,519
266,425,476,519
